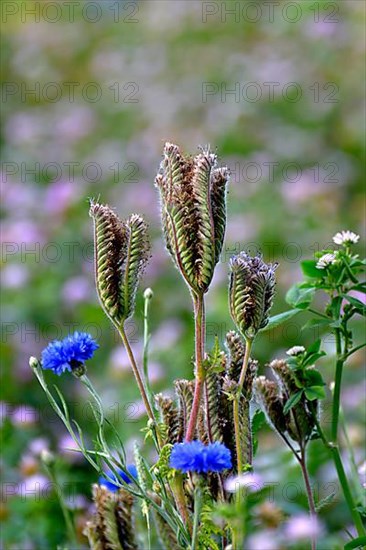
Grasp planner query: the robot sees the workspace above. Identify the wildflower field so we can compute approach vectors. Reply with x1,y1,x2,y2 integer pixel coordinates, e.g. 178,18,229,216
1,2,365,549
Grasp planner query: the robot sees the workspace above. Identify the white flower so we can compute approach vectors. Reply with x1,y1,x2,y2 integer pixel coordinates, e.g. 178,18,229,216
224,472,263,493
286,345,305,356
333,230,360,246
285,514,322,540
316,253,336,270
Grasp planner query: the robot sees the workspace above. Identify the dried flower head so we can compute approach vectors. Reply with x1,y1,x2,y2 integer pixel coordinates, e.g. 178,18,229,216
155,142,229,295
89,202,149,326
333,230,360,246
254,376,287,435
229,252,277,338
316,253,336,270
270,360,314,441
84,484,137,550
155,394,182,444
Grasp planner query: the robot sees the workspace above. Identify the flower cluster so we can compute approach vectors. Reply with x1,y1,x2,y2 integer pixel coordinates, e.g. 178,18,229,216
99,465,138,492
169,441,232,473
286,346,305,357
333,230,360,246
316,253,337,270
41,332,99,376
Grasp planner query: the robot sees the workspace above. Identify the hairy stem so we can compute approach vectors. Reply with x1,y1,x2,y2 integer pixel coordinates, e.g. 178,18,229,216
170,475,192,535
186,293,205,441
234,337,253,473
143,290,154,406
299,449,317,550
191,484,203,550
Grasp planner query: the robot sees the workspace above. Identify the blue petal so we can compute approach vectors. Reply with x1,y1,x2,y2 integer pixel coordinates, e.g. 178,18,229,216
170,441,232,473
99,465,137,492
41,332,98,375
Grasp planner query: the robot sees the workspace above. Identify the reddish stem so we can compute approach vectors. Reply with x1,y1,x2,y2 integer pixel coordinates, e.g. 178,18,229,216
185,294,205,441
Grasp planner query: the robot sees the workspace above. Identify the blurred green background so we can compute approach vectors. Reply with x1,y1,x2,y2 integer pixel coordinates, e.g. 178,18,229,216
1,1,365,548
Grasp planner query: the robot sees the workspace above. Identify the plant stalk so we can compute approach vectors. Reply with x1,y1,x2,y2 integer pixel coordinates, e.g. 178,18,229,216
118,325,162,447
331,327,344,442
186,293,205,441
298,451,317,550
170,474,192,535
43,461,77,546
191,484,203,550
143,290,154,405
233,337,253,474
313,412,366,537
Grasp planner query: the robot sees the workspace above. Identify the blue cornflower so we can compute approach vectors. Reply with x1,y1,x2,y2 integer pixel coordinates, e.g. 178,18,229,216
99,465,138,491
170,441,232,473
41,332,99,376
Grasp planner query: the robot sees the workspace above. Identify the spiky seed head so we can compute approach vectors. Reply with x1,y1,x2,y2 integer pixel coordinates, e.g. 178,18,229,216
254,376,287,435
225,330,245,379
84,484,137,550
271,359,315,442
155,394,182,444
155,142,229,295
90,202,149,327
224,331,258,396
270,359,298,395
229,252,277,338
174,379,194,437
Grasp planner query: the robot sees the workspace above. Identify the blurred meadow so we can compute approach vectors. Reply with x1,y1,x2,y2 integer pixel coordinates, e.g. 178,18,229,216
1,1,365,548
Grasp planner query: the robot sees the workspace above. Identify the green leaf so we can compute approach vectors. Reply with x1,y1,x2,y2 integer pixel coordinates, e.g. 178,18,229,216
307,339,321,354
261,309,301,331
302,318,332,331
286,285,315,310
354,505,366,518
342,295,366,317
344,536,366,549
304,386,326,400
304,369,325,387
302,351,326,368
252,410,266,434
315,491,337,512
283,390,303,414
301,260,323,278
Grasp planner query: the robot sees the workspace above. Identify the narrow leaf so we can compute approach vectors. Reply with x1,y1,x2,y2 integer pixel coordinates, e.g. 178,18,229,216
260,309,300,332
283,391,303,414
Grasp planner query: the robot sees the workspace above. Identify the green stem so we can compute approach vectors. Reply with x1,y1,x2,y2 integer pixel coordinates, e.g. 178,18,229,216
43,462,77,546
234,337,253,474
191,484,203,550
186,293,205,441
345,342,366,359
308,308,329,319
298,449,317,550
143,290,154,405
170,474,192,535
231,338,253,550
340,409,365,503
330,445,366,537
313,413,365,537
331,328,343,443
118,325,162,448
